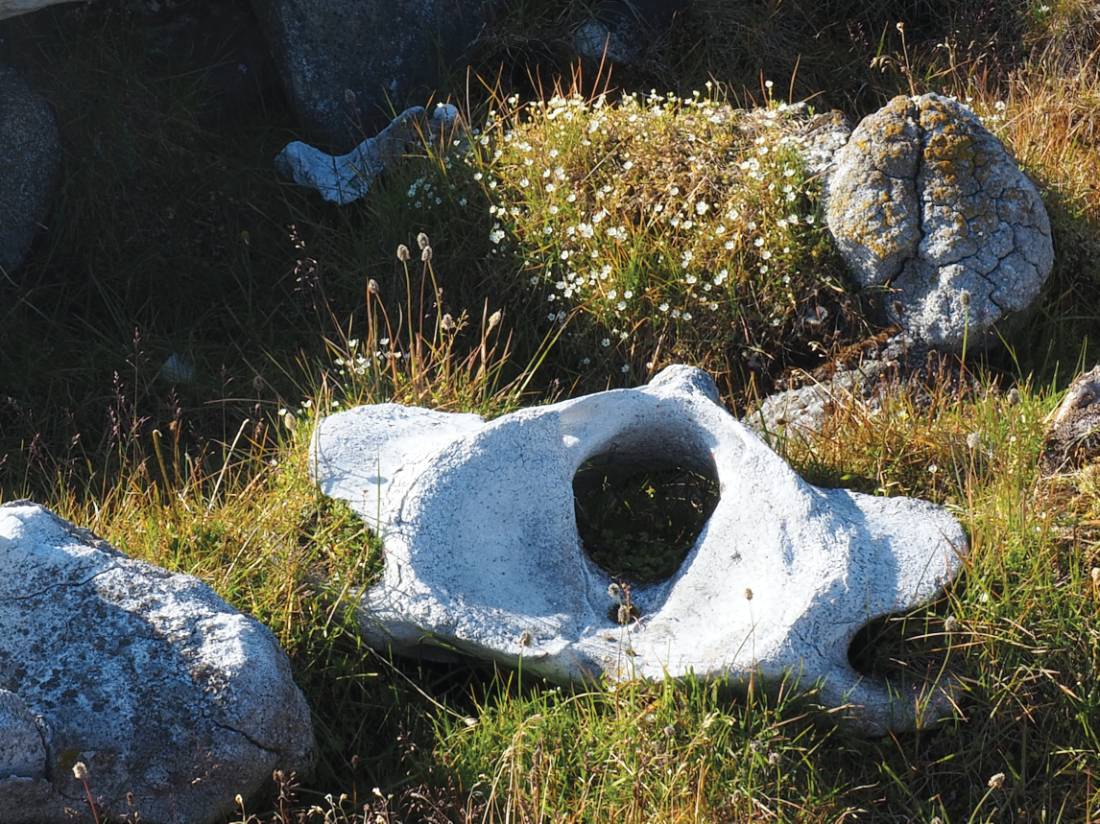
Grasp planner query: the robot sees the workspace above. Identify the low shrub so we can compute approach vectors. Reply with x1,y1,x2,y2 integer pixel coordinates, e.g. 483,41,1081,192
465,89,860,387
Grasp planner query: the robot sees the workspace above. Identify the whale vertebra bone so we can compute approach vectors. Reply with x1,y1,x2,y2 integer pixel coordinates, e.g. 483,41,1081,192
312,365,967,734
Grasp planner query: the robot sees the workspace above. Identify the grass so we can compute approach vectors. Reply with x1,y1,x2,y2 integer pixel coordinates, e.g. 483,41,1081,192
3,0,1100,821
573,455,720,586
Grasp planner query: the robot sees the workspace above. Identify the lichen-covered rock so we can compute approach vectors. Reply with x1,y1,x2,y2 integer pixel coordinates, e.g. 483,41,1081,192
250,0,488,150
0,502,315,824
0,66,60,276
0,691,45,782
1040,366,1100,476
826,93,1053,350
313,365,968,735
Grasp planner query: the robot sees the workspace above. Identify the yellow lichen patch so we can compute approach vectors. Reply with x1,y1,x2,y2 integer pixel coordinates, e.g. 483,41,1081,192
877,118,909,141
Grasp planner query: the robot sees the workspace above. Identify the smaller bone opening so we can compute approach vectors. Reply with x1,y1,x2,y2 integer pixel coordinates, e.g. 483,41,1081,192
573,445,720,586
847,611,951,694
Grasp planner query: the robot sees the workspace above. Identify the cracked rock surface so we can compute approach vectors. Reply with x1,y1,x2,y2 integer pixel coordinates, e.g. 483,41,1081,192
0,502,314,824
313,365,968,735
826,93,1053,350
0,66,60,277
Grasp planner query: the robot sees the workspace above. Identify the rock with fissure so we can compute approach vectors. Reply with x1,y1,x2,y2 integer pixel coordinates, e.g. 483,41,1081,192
312,365,968,735
0,502,315,824
826,93,1053,350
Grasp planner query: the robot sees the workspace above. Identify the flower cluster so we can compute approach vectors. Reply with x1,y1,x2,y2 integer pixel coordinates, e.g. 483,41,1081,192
464,89,844,368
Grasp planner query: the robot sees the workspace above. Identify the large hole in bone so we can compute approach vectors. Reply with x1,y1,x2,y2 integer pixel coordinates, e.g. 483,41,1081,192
573,449,720,585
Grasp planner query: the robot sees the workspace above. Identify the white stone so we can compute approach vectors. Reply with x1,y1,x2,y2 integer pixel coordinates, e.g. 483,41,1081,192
0,502,315,824
275,103,458,205
312,365,968,734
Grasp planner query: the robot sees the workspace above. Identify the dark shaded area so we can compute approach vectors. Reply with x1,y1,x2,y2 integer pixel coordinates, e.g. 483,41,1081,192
474,0,1029,116
573,453,720,584
847,610,949,684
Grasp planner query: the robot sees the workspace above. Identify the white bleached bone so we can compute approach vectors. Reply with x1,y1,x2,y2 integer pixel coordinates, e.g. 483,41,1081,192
311,365,968,734
275,103,458,205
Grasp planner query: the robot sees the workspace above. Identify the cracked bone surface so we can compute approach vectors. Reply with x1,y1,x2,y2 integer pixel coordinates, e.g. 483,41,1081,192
275,104,458,205
312,365,968,734
826,93,1053,350
0,502,315,824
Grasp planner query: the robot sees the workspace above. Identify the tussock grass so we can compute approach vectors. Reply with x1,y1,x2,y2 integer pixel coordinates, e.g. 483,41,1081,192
469,89,857,390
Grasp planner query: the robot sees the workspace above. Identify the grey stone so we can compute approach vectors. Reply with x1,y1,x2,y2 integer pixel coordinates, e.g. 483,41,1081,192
0,691,45,781
746,332,918,437
0,66,60,277
745,332,977,439
158,352,196,384
573,20,638,65
1040,365,1100,476
826,93,1053,350
0,502,315,824
250,0,488,150
276,104,458,205
796,108,852,179
572,0,689,65
750,371,861,437
736,102,851,181
0,0,84,20
312,365,968,734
